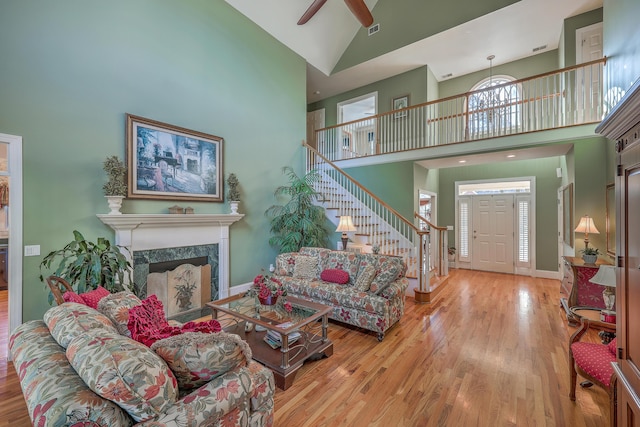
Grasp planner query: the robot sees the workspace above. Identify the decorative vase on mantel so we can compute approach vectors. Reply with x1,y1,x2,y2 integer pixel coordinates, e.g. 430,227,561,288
105,195,124,215
229,200,240,214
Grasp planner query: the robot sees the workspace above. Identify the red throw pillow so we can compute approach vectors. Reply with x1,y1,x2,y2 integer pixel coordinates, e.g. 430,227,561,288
79,286,110,309
320,269,350,284
63,291,86,305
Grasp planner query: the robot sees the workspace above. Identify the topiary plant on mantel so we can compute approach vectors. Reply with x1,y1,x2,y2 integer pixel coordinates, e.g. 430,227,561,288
103,155,127,214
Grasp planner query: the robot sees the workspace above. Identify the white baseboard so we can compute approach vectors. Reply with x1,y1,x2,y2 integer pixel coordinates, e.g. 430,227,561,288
229,282,252,296
535,269,562,280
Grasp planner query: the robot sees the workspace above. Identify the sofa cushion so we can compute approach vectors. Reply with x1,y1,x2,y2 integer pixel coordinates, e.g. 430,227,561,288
67,331,178,422
320,269,350,284
321,251,359,284
79,285,111,309
369,261,402,294
275,252,298,276
354,265,377,292
293,255,319,279
151,331,252,390
97,291,143,337
299,247,332,261
43,303,119,348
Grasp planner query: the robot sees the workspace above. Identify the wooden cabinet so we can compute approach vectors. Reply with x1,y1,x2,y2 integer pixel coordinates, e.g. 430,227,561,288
596,78,640,427
561,256,613,326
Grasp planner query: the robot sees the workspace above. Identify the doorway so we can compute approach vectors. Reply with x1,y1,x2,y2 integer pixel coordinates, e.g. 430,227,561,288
0,133,23,361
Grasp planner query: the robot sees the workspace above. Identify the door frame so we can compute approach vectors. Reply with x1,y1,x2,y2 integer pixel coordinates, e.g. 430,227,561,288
0,132,23,359
575,22,603,65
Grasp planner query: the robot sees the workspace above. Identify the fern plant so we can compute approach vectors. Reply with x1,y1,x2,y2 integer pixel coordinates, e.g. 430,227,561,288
265,167,329,253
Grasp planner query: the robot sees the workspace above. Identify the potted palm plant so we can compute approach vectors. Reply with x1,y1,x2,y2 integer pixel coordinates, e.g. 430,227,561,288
103,155,127,214
39,230,134,304
265,167,329,253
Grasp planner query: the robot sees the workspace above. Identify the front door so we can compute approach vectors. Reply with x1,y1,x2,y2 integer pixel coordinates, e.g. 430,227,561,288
472,194,514,274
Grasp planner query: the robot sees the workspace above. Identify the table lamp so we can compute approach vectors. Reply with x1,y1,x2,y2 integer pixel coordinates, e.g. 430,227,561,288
589,264,616,311
574,215,599,250
336,215,356,250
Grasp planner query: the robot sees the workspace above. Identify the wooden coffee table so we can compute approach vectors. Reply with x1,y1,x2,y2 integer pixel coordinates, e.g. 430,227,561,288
207,294,333,390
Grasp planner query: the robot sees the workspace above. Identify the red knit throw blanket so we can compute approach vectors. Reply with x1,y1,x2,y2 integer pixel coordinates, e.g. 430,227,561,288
128,295,221,347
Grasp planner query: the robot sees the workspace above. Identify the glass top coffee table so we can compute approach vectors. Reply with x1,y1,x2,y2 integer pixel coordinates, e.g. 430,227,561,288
206,294,333,390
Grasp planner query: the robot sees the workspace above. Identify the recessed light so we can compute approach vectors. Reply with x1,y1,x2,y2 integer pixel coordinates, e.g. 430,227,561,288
507,154,516,158
458,160,467,164
313,90,320,95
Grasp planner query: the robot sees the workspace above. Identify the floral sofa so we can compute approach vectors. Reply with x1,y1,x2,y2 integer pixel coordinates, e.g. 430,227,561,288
9,295,275,427
274,247,409,341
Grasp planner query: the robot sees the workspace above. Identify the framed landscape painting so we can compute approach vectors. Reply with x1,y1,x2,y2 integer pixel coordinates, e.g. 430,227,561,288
126,114,224,202
392,94,410,119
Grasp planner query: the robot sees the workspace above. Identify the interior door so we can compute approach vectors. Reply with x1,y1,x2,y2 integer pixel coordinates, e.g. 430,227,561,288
306,108,325,149
472,194,514,274
576,23,603,122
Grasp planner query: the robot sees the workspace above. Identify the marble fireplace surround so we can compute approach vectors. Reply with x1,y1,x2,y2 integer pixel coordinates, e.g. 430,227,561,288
97,213,243,300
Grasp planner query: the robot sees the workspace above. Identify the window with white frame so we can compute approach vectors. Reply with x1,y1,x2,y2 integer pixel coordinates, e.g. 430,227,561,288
467,76,520,136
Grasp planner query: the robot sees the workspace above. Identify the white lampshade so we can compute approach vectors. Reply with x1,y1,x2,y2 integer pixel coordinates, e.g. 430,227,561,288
336,216,356,233
589,265,616,288
575,215,600,234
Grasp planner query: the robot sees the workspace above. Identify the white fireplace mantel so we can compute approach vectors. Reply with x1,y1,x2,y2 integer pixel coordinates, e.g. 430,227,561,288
97,213,244,298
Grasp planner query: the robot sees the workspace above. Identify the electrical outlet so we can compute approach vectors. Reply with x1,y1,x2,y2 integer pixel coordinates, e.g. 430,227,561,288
24,245,40,256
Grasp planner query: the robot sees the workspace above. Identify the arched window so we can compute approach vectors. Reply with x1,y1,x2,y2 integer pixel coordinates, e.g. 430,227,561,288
467,75,520,137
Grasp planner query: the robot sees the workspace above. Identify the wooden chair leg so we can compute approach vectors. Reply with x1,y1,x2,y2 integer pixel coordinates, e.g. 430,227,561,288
569,349,577,401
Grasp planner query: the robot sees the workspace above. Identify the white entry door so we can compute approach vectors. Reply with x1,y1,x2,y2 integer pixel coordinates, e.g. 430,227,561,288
472,194,514,274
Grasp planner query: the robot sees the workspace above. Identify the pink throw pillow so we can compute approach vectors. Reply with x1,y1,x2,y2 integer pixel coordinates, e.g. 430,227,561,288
320,269,350,284
79,286,110,309
63,290,86,305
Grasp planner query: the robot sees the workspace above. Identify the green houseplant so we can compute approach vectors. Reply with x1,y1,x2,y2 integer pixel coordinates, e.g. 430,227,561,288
39,230,134,304
580,247,600,264
265,167,329,253
103,155,127,214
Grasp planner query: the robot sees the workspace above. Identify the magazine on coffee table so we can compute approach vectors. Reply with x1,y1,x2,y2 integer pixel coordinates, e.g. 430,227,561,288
263,321,302,349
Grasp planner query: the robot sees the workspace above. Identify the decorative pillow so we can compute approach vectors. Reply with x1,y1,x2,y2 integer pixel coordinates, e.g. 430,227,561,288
275,252,298,276
322,251,359,284
80,286,111,309
43,302,119,348
63,290,85,304
354,265,377,292
151,331,251,390
320,269,350,284
293,255,319,279
369,261,402,294
67,331,178,422
98,291,142,337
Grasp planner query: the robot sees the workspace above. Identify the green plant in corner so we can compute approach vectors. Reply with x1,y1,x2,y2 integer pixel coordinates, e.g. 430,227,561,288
39,230,134,305
102,155,128,196
265,167,329,253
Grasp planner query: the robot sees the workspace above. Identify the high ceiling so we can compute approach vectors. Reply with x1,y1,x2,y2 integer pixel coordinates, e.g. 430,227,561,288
225,0,602,104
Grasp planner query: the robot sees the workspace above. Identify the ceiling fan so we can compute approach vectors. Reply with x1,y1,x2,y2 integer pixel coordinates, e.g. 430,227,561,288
298,0,374,28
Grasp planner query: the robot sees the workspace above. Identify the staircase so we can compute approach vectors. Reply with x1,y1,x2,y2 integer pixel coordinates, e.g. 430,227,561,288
305,143,449,300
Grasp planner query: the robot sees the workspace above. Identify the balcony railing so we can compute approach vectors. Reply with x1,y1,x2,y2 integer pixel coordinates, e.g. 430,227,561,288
315,58,606,161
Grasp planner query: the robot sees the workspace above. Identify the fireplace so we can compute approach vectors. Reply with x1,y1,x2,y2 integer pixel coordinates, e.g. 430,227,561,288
97,213,243,322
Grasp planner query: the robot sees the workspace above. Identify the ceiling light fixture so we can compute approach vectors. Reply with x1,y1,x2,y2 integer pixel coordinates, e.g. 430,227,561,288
507,154,516,158
458,160,467,164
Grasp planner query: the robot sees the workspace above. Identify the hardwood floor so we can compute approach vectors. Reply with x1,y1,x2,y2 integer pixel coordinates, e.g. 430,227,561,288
0,270,610,426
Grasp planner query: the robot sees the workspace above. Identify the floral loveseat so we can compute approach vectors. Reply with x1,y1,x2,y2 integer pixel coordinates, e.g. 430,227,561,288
273,247,409,341
10,294,275,427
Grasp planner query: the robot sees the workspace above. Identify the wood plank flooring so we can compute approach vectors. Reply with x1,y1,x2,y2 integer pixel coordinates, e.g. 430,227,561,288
0,270,610,426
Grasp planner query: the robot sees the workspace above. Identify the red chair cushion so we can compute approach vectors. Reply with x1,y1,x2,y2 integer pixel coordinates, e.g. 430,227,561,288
608,337,617,355
571,341,616,386
79,286,110,309
320,269,350,284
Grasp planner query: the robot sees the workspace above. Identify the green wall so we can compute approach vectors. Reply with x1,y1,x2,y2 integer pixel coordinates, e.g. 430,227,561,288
560,8,603,67
603,0,640,99
334,0,519,73
0,0,306,321
343,161,416,222
437,156,563,271
308,66,429,126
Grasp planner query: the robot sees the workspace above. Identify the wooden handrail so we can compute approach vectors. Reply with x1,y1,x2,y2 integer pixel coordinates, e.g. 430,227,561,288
304,141,420,234
415,212,446,231
316,57,607,132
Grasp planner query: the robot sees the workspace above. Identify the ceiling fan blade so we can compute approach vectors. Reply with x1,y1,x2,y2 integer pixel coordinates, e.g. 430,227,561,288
344,0,373,27
298,0,328,25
